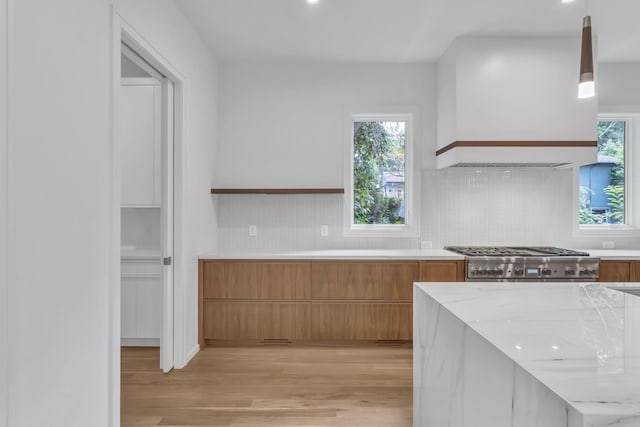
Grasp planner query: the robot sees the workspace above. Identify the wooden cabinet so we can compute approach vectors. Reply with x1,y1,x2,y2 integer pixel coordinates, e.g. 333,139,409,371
633,263,640,282
311,261,419,300
310,303,412,340
203,301,311,341
599,261,632,282
599,260,640,282
200,261,312,345
203,261,311,300
121,256,162,346
420,260,465,282
120,78,161,207
199,258,462,346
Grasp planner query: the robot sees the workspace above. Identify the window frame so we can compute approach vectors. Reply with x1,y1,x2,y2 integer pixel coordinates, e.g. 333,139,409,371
574,114,640,236
343,112,419,238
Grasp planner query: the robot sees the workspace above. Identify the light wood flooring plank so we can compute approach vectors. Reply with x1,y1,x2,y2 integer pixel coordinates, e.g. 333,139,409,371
121,345,412,426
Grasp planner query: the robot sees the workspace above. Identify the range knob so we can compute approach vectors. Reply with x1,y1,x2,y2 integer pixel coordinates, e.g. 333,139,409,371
579,268,587,276
565,267,576,276
514,268,524,276
541,268,552,276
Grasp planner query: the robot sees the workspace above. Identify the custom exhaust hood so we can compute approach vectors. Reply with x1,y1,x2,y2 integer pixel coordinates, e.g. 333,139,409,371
436,37,598,169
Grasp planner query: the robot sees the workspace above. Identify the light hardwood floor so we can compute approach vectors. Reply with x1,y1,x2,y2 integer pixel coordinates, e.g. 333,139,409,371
122,344,412,426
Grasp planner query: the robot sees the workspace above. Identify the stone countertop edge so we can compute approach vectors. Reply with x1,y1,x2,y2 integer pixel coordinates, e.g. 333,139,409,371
197,248,465,260
414,281,640,423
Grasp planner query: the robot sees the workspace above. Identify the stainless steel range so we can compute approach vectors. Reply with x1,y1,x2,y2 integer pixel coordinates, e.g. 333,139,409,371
445,246,600,282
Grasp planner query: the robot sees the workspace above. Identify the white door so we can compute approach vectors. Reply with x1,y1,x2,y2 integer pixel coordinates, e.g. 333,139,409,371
160,77,175,373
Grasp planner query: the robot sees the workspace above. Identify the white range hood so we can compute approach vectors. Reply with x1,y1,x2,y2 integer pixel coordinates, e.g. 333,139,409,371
436,37,598,169
436,141,597,169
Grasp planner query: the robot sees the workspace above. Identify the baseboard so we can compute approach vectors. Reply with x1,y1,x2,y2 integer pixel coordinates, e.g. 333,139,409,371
121,338,160,347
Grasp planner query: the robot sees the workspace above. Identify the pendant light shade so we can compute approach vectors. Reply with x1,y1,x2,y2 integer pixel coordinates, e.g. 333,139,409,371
578,15,595,99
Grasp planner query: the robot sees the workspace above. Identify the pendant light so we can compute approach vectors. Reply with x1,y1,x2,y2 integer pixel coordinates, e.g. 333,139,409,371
578,1,595,98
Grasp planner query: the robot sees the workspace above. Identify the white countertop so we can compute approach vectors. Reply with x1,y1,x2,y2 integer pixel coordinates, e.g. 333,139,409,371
198,248,464,260
199,248,640,260
585,249,640,260
415,281,640,424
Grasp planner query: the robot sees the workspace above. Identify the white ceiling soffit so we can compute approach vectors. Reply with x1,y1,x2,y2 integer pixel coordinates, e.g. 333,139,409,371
174,0,640,63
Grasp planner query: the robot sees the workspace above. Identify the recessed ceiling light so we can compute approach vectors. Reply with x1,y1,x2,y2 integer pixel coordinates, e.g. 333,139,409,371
561,0,576,3
307,0,319,4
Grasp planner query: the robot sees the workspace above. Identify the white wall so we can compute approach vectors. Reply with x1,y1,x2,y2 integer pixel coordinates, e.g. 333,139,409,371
216,62,436,187
215,61,640,252
5,1,218,426
598,63,640,111
8,1,112,425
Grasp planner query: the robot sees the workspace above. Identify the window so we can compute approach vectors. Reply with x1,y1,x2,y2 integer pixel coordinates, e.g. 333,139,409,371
345,113,417,237
579,119,627,225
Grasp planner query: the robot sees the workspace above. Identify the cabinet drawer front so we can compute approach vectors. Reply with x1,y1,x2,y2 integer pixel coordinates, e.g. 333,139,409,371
257,263,311,300
311,262,418,300
203,301,310,341
259,303,311,340
311,303,412,340
204,301,259,340
380,263,419,300
599,261,631,282
420,261,464,282
311,262,382,300
631,262,640,282
203,261,311,300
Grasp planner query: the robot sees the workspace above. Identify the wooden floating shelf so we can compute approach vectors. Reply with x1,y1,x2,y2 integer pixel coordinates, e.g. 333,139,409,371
211,188,345,195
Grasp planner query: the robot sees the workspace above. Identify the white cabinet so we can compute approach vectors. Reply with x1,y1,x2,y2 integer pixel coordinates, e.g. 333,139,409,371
120,78,161,207
121,256,162,346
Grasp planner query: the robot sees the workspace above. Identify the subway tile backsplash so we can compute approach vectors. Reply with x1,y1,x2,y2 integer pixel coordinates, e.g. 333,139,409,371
421,168,574,247
215,168,584,250
216,194,417,250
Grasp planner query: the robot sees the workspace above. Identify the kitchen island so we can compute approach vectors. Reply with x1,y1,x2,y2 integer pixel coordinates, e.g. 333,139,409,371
414,282,640,427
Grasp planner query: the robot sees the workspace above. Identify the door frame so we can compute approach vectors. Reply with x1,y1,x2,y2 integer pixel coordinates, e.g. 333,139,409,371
0,1,9,426
109,7,187,426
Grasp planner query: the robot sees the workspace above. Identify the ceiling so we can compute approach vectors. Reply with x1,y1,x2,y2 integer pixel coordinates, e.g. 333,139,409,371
174,0,640,63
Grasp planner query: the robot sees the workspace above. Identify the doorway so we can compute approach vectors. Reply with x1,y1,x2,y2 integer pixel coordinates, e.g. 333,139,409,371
111,15,188,425
119,42,175,373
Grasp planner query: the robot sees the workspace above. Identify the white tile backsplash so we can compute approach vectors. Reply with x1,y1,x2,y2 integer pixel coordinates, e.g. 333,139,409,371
216,194,418,250
215,167,636,251
422,168,574,247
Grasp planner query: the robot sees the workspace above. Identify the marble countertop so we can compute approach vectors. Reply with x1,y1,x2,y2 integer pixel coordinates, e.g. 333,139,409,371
415,281,640,424
198,248,464,260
